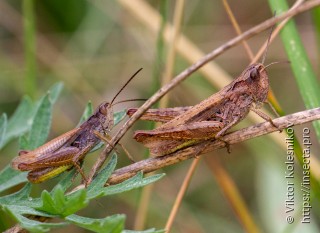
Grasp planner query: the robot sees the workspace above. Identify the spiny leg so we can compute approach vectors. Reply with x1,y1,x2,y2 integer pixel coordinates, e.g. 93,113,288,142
250,107,281,132
71,144,94,186
93,131,135,162
71,160,88,185
265,100,281,118
214,117,241,153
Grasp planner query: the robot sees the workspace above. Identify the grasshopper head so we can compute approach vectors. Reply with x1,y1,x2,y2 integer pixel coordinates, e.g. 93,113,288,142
243,63,269,103
97,101,111,115
97,101,114,129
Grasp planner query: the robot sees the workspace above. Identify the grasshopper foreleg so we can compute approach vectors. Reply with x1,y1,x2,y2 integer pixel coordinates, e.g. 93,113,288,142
250,107,281,132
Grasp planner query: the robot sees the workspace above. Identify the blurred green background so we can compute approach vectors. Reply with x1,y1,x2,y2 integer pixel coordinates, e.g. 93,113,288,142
0,0,320,232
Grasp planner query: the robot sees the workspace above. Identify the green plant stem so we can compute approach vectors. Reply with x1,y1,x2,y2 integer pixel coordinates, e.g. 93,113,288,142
23,0,37,98
268,0,320,141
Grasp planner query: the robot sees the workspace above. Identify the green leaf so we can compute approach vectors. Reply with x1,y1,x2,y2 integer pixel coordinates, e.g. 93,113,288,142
103,172,165,196
6,211,68,233
48,82,63,104
37,185,88,217
0,183,32,205
24,94,52,150
114,109,127,125
78,101,93,125
54,168,78,193
0,113,7,149
0,184,66,232
1,144,163,232
18,134,29,151
0,166,28,193
3,97,34,147
5,205,67,233
86,153,117,199
66,214,125,233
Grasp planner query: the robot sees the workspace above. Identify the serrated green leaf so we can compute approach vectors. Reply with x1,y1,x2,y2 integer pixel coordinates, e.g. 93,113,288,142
103,172,165,196
37,185,88,217
78,101,93,125
0,113,7,149
3,97,34,147
86,153,117,199
24,94,52,150
48,82,63,104
114,109,127,125
66,214,125,233
0,184,67,232
0,166,28,193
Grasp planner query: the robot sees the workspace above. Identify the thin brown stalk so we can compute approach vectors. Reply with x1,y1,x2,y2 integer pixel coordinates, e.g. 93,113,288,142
8,108,320,233
205,155,261,233
251,0,305,64
87,0,320,184
165,157,201,232
222,0,254,60
134,0,186,230
217,2,261,231
107,107,320,185
160,0,185,108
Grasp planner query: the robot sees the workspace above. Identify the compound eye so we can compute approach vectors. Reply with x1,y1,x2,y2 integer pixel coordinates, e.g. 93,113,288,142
99,103,109,114
249,68,259,80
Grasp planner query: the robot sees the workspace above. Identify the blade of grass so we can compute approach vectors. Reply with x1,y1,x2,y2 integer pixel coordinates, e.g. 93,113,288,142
23,0,37,98
268,0,320,141
268,0,320,218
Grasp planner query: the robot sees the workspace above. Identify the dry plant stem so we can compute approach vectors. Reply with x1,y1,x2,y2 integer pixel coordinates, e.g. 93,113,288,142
252,0,304,112
88,0,320,184
222,0,254,60
107,107,320,185
208,4,260,232
8,109,320,233
135,0,186,230
205,155,261,233
251,0,304,64
118,0,319,171
165,157,201,232
160,0,185,108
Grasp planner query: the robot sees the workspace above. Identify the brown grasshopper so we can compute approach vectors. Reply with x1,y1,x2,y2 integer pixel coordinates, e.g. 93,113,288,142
128,38,281,156
11,68,142,184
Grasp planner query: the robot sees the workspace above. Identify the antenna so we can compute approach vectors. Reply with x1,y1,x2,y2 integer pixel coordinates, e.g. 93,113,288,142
263,60,291,70
261,24,275,65
261,11,277,64
112,98,147,106
110,68,143,105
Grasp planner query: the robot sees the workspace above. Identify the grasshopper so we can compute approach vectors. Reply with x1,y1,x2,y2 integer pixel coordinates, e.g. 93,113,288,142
128,36,281,156
11,68,142,184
